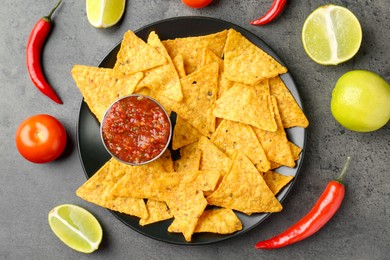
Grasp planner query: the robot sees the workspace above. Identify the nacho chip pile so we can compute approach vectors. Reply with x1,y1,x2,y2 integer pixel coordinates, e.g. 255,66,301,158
72,28,309,242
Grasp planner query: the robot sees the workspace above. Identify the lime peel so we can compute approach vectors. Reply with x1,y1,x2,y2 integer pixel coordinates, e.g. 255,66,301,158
331,70,390,132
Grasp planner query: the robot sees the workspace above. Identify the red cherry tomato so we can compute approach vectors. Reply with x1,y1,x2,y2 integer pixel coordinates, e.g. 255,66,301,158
15,114,67,164
181,0,212,8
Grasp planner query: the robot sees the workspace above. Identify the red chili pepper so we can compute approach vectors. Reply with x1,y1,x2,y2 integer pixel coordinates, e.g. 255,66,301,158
26,0,63,104
250,0,287,26
256,157,351,249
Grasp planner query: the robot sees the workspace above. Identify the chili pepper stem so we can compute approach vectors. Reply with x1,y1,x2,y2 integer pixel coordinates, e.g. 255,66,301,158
43,0,63,22
336,156,351,184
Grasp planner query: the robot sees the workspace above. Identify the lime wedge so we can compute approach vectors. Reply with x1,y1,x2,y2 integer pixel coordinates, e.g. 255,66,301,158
302,5,362,65
86,0,125,28
48,204,103,253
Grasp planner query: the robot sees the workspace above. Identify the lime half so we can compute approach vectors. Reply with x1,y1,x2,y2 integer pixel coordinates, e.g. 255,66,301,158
302,5,362,65
86,0,126,28
48,204,103,253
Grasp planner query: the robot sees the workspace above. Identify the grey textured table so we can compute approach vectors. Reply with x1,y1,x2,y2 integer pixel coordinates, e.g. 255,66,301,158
1,0,389,259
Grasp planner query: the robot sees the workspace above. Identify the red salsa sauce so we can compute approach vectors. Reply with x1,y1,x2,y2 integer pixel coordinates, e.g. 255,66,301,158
101,95,171,164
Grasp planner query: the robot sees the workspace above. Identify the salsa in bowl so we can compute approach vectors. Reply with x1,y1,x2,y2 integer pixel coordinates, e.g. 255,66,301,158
100,94,172,165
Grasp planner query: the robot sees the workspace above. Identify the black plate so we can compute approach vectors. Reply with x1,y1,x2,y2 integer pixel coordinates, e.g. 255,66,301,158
77,16,306,245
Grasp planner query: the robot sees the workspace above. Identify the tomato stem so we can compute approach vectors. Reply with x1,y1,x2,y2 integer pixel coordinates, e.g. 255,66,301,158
336,156,351,183
43,0,63,22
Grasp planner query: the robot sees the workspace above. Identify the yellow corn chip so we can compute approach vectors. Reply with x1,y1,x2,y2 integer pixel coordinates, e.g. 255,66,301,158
172,62,219,137
263,171,294,195
217,76,235,101
270,141,303,169
134,86,174,115
223,29,287,85
139,200,173,226
193,170,221,193
194,208,242,234
201,48,234,99
213,83,277,131
289,142,302,161
165,170,220,242
167,190,208,242
136,31,183,102
163,30,228,74
269,76,309,128
173,142,201,171
159,149,175,172
114,30,167,74
111,167,176,201
211,119,271,173
71,65,143,122
172,116,202,150
202,48,224,70
76,158,148,219
166,169,220,241
110,156,174,201
134,86,153,96
207,152,282,215
253,96,295,168
253,79,270,96
198,136,232,176
172,55,186,78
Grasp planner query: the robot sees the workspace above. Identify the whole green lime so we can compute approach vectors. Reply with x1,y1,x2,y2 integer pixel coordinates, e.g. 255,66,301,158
331,70,390,132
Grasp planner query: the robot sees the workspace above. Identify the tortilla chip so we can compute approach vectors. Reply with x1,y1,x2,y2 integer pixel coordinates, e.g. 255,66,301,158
134,86,153,96
172,116,202,150
207,152,282,214
269,76,309,128
110,156,175,201
193,170,221,193
210,119,271,173
135,31,183,102
253,79,270,95
270,141,303,169
167,190,208,242
112,162,219,202
198,136,232,176
159,149,175,172
139,200,173,226
76,158,148,219
223,29,287,85
111,167,176,201
202,48,224,70
213,83,277,131
263,171,294,195
289,142,302,161
166,170,220,241
201,48,234,99
163,30,228,74
133,86,174,115
172,55,186,78
194,208,242,234
71,65,143,122
252,96,295,168
114,30,167,74
173,142,201,171
172,62,219,137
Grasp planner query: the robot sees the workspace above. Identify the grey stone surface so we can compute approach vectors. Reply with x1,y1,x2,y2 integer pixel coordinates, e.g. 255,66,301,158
1,0,389,259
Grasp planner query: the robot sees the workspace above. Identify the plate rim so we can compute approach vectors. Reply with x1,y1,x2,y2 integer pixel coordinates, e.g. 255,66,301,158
76,15,307,245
